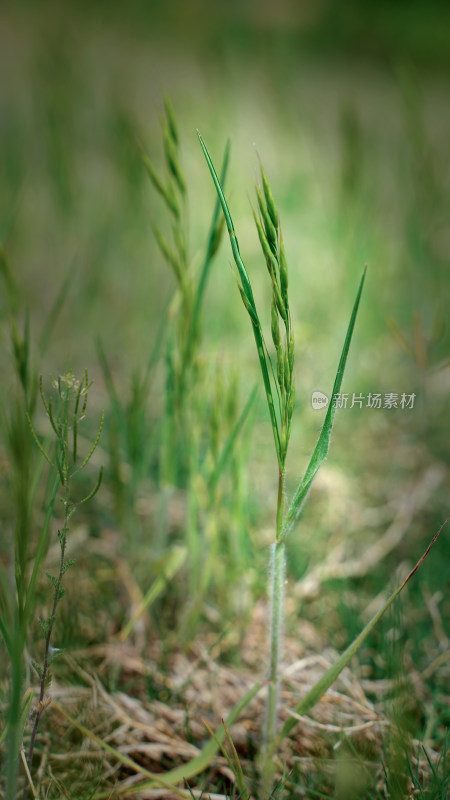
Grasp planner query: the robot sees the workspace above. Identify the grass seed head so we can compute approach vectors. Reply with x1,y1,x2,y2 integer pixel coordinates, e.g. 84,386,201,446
283,350,291,394
256,184,277,255
271,298,281,349
277,347,285,392
279,235,288,304
153,225,183,282
163,95,179,146
163,126,186,195
261,164,279,230
288,332,295,373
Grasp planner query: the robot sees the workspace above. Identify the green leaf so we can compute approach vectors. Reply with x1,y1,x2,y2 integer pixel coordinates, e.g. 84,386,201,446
192,138,230,344
198,132,282,466
282,267,366,539
208,385,257,497
203,719,250,800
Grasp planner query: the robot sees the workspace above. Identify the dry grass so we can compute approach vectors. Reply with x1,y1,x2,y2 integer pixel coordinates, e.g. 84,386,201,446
12,585,444,799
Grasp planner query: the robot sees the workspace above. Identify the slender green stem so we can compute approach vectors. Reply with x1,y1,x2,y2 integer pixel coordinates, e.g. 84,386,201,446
263,469,285,793
26,479,69,773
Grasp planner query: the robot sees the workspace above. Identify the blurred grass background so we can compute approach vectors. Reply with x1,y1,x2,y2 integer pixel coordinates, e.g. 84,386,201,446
0,0,449,794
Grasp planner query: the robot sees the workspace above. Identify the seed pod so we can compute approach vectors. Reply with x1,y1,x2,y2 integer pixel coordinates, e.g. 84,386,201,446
261,164,279,230
163,128,186,195
142,154,180,219
256,185,277,256
153,225,183,283
276,347,284,393
252,208,273,267
164,96,179,146
273,279,287,324
271,297,281,350
279,235,288,306
173,225,186,265
284,350,291,394
288,332,295,373
287,381,295,420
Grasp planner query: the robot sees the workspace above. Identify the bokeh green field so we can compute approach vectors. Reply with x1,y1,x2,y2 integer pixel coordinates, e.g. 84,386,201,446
0,1,449,797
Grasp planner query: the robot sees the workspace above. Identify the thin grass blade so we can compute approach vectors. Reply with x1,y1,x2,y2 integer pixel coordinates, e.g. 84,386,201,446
203,719,250,800
282,267,367,539
208,385,257,497
119,546,187,640
198,132,281,465
192,138,230,342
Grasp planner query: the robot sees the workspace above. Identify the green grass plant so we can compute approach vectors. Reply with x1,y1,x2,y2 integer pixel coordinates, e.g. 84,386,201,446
197,131,446,796
0,246,76,798
24,372,103,782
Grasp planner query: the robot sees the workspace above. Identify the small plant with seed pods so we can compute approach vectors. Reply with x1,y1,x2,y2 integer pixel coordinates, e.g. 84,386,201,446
198,131,444,797
24,371,103,784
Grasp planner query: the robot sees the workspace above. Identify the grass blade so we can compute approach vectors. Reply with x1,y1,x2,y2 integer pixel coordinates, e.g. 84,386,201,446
198,131,282,465
119,546,187,641
282,266,367,539
192,138,230,342
208,384,257,497
203,719,250,800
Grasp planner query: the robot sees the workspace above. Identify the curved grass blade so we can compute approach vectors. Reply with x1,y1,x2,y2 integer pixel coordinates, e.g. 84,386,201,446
54,679,264,799
208,384,257,497
267,520,446,759
198,131,281,466
192,138,231,343
203,719,250,800
119,546,187,641
282,266,367,540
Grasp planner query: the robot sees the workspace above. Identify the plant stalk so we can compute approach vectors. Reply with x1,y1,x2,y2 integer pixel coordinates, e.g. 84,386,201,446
263,469,285,793
25,486,69,775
